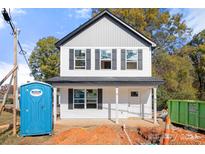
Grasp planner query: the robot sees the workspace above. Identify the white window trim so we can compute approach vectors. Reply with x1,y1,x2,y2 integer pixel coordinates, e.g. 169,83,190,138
73,88,98,110
100,49,112,70
125,49,138,70
74,49,86,70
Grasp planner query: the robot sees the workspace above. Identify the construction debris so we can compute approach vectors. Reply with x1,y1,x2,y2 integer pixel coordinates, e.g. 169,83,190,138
169,127,205,145
136,127,163,144
122,124,133,145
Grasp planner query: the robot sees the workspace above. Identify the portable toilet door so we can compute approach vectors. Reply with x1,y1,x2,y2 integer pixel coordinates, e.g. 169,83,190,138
20,81,53,136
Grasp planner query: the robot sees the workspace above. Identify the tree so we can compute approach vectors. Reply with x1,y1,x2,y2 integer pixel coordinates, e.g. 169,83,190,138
153,50,197,108
29,37,60,81
92,9,192,52
179,30,205,99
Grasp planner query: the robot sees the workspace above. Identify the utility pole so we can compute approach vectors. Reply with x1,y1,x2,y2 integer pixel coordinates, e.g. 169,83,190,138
13,28,18,135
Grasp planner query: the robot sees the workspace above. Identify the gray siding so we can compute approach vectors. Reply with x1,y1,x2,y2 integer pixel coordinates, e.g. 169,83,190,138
63,16,149,47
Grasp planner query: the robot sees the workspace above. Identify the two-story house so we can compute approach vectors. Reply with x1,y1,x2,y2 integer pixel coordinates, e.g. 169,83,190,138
47,10,163,124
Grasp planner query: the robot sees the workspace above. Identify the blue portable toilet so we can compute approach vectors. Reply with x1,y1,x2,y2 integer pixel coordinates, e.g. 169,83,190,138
20,81,53,136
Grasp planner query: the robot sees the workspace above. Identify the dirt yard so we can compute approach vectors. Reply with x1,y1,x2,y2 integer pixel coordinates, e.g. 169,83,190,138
44,121,205,145
45,125,146,145
1,112,205,145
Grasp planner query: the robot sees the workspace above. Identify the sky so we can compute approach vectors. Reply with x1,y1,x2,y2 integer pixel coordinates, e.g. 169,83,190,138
1,8,205,86
0,8,92,86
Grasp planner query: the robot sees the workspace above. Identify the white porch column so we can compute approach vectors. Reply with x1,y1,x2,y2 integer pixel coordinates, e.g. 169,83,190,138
53,87,57,123
153,87,157,124
115,87,119,124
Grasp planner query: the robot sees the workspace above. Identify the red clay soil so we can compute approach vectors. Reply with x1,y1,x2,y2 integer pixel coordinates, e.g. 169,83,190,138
169,127,205,145
44,124,205,145
45,125,147,145
136,125,205,145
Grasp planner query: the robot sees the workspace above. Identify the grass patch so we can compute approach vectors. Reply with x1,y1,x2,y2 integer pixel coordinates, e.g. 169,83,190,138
0,112,14,125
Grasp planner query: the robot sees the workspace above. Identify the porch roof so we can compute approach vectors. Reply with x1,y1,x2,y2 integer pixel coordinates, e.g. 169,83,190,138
46,76,163,86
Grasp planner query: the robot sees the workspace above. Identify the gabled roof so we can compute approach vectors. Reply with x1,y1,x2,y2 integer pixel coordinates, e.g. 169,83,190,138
55,9,156,48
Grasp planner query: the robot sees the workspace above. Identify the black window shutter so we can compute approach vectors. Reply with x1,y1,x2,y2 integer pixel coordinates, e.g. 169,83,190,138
69,49,74,70
112,49,117,70
138,49,143,70
68,89,73,109
86,49,91,70
121,49,126,70
95,49,100,70
98,89,103,109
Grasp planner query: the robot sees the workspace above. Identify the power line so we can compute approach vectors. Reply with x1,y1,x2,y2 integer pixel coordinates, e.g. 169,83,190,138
1,8,35,78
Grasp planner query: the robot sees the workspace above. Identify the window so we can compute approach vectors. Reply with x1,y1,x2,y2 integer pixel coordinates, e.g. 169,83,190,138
131,91,139,97
74,89,85,109
73,89,98,109
74,49,86,69
100,49,111,69
126,50,138,69
86,89,97,109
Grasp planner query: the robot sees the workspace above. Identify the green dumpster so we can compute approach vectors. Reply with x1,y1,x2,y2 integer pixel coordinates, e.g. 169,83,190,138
167,100,205,130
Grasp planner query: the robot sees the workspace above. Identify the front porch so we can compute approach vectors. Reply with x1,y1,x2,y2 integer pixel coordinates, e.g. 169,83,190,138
47,76,163,124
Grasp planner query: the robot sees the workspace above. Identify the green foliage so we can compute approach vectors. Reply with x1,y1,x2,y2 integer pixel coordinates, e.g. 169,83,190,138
179,30,205,99
153,50,197,108
29,36,59,81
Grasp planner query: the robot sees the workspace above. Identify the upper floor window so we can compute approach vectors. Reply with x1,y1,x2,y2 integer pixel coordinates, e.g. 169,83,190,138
126,50,138,69
100,49,112,69
75,49,86,69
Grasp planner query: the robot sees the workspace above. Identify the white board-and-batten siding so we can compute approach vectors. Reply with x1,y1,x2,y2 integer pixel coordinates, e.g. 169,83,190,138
63,16,150,47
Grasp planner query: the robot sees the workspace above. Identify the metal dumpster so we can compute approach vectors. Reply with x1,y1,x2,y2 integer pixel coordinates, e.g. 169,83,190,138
167,100,205,130
20,81,53,136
